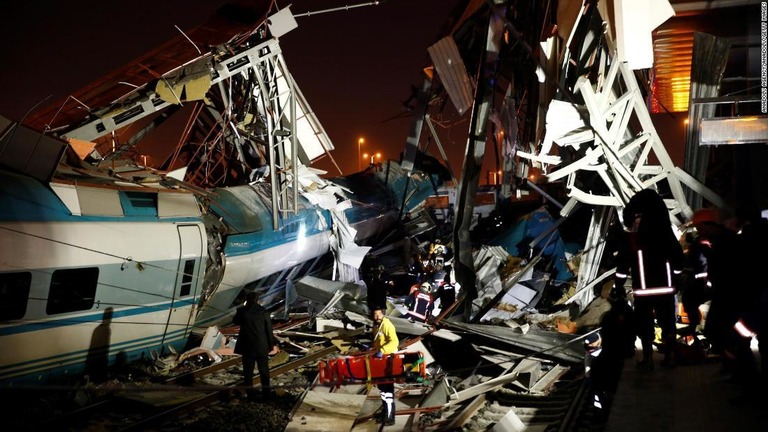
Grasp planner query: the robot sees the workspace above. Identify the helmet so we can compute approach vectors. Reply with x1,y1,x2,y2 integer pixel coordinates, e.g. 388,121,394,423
692,208,719,226
420,282,432,292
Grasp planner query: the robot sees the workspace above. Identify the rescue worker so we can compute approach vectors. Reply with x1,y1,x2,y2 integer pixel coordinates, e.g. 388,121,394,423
404,282,434,322
678,225,711,337
614,189,683,369
406,253,425,285
429,239,446,258
371,307,399,425
435,281,456,312
430,255,449,288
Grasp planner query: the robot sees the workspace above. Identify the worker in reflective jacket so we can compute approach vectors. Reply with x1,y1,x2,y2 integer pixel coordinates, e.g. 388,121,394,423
372,307,399,425
614,189,683,370
404,282,435,322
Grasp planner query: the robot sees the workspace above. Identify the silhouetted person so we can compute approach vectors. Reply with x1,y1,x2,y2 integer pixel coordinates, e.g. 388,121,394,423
614,189,683,369
366,265,388,312
678,226,710,337
588,286,635,417
85,307,113,382
693,209,740,367
729,204,768,390
234,292,279,398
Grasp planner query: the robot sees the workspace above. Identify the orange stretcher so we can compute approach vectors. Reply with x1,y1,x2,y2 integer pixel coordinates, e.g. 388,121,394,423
317,351,427,387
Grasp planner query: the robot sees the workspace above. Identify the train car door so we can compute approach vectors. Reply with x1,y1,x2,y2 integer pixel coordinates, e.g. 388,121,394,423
161,225,204,347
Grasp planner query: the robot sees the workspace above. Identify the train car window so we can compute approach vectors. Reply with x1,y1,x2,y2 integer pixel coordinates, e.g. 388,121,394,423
46,268,99,315
0,272,31,321
180,260,195,296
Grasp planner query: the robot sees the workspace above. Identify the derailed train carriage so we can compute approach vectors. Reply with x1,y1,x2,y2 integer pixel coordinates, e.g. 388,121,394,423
0,146,446,384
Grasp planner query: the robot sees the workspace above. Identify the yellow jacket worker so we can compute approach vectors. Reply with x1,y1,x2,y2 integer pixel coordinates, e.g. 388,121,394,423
372,307,399,425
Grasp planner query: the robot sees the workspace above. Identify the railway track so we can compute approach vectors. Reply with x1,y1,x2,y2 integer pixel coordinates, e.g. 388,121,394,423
13,345,336,432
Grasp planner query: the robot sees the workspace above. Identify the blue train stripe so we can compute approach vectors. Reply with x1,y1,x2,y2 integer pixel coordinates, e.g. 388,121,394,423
0,298,198,337
0,330,190,377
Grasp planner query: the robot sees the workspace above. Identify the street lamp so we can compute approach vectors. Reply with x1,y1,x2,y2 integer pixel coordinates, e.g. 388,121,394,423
357,137,365,171
363,152,382,165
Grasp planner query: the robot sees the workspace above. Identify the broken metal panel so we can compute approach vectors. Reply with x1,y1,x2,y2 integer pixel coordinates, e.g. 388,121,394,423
447,370,521,405
267,5,299,38
568,205,613,309
441,393,488,430
491,408,527,432
444,321,584,364
699,116,768,145
285,390,368,431
507,358,543,392
473,246,512,289
388,315,433,336
0,118,67,182
683,32,731,210
472,257,538,324
428,36,474,115
155,58,213,104
419,376,455,410
613,0,675,70
294,275,368,316
529,364,568,394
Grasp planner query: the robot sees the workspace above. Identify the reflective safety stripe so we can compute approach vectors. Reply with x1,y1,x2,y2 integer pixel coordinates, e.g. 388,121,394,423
615,272,628,279
695,272,708,279
633,287,675,296
635,250,676,290
734,320,756,338
666,262,673,286
637,250,646,288
408,310,427,320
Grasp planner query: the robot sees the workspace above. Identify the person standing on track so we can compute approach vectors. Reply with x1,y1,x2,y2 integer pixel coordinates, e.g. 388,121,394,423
234,291,280,399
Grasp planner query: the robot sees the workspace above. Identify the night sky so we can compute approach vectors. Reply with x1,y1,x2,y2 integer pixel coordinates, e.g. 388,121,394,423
0,0,463,177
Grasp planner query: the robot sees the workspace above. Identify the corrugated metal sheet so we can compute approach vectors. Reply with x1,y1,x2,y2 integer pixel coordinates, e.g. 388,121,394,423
428,36,474,115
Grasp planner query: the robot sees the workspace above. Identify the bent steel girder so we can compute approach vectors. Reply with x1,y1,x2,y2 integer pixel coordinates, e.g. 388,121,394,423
540,55,692,226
